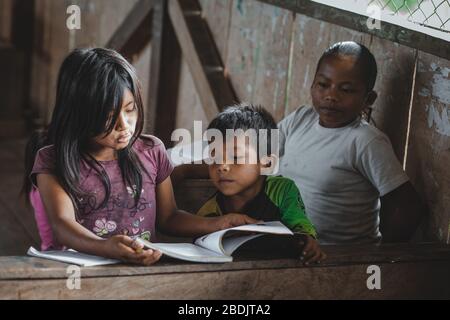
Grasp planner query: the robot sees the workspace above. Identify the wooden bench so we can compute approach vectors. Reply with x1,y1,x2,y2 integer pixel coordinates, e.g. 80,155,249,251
173,178,216,213
1,243,449,299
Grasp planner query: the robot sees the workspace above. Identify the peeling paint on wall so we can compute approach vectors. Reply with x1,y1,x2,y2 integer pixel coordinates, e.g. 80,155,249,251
237,0,244,16
431,74,450,105
424,63,450,105
426,103,450,137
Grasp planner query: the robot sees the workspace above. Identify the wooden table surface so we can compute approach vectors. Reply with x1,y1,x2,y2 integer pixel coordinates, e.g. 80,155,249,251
1,243,449,299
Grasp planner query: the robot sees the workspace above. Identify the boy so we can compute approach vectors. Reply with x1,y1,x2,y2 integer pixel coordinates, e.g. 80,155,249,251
197,104,326,264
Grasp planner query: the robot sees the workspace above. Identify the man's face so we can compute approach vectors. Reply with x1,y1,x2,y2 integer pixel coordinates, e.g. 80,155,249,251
311,55,374,128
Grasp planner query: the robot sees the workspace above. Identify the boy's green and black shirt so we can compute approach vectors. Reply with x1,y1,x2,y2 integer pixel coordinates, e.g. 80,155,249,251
197,176,317,238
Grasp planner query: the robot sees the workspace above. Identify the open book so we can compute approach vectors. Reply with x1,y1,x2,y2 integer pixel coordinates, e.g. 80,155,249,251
27,247,120,267
136,221,294,263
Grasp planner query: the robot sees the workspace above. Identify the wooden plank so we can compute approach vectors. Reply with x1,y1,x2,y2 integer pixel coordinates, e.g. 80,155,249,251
0,46,26,120
258,0,450,61
1,243,449,299
42,0,71,124
10,0,35,136
367,38,416,162
198,0,233,63
29,0,52,127
0,261,449,299
105,0,154,62
2,243,448,280
174,58,210,140
168,0,236,120
174,0,234,137
0,196,39,256
0,139,41,255
405,51,450,244
147,0,182,145
173,178,215,213
133,43,152,115
71,0,141,49
0,0,13,43
250,3,294,121
225,0,264,103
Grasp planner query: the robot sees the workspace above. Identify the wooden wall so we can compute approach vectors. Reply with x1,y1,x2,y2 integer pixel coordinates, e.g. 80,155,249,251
174,0,449,243
0,0,13,43
406,52,450,243
29,0,151,126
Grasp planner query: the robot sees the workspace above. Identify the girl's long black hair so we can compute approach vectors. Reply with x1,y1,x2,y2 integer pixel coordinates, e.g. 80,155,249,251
23,48,149,214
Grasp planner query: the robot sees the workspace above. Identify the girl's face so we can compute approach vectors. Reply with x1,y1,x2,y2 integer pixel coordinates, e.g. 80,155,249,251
90,89,138,158
311,55,375,128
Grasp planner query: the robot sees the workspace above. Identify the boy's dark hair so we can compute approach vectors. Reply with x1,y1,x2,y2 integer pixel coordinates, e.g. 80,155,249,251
316,41,378,92
207,104,277,155
22,48,147,213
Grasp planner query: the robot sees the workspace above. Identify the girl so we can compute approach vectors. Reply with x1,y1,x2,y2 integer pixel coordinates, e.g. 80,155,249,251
278,41,423,244
23,48,256,265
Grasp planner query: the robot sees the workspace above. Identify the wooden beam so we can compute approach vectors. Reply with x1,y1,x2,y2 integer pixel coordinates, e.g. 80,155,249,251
168,0,237,121
105,0,155,62
1,243,449,299
146,0,182,147
0,0,13,44
258,0,450,61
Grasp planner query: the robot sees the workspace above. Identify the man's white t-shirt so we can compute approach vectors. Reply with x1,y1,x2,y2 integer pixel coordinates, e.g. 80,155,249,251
278,106,409,244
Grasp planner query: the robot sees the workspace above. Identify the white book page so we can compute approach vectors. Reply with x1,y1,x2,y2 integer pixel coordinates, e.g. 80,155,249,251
229,221,293,235
27,247,120,267
137,240,232,263
194,229,228,255
193,221,293,255
222,234,264,256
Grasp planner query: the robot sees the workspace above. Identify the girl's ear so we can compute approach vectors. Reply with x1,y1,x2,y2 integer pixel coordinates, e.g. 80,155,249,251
366,90,378,106
260,154,279,176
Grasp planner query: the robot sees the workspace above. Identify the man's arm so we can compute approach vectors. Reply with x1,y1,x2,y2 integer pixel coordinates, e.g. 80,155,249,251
380,181,425,242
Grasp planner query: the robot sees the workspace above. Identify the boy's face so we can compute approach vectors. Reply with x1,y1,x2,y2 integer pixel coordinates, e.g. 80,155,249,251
208,138,263,197
311,55,376,128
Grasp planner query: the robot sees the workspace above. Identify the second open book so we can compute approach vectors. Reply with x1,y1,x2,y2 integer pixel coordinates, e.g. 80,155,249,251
136,221,293,263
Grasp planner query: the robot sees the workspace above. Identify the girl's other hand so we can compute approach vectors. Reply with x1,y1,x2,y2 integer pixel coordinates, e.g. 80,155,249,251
103,235,162,266
298,235,327,265
213,213,259,230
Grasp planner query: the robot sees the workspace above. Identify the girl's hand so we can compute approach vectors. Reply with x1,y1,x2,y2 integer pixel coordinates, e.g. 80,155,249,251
212,213,259,230
102,235,162,266
298,235,326,265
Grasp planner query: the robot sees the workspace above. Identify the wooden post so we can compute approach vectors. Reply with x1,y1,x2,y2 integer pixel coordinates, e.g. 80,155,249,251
105,0,154,62
147,0,182,147
0,0,14,44
168,0,237,121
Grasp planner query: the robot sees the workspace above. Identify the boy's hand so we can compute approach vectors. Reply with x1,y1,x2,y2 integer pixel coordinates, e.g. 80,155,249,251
103,235,162,266
213,213,258,230
297,235,326,265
